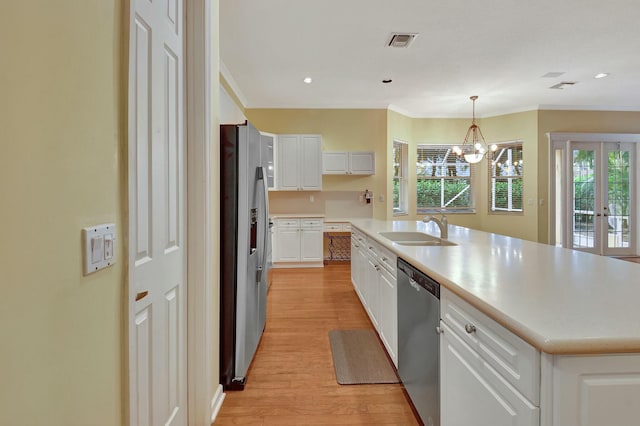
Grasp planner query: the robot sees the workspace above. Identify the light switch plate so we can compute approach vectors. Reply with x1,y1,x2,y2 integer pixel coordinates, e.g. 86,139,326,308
83,223,116,275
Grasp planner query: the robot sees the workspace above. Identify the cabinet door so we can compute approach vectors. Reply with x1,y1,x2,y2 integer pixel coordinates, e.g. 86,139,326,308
378,266,397,367
353,244,367,303
551,353,640,426
300,135,322,190
300,228,323,262
260,132,276,189
364,257,380,329
349,152,375,175
350,239,358,286
277,135,300,190
275,227,300,261
322,152,348,174
440,322,539,426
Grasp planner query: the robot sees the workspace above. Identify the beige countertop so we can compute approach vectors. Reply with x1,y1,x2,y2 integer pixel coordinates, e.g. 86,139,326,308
350,218,640,355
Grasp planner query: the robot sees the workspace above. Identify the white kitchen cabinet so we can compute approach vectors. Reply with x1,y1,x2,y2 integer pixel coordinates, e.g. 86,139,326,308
364,253,380,329
350,228,397,366
440,286,640,426
277,135,322,190
273,218,323,267
259,131,276,189
323,222,351,232
350,230,367,303
441,287,540,403
300,219,323,262
274,219,300,262
378,264,397,364
440,287,540,425
543,353,640,426
441,321,539,426
322,151,375,175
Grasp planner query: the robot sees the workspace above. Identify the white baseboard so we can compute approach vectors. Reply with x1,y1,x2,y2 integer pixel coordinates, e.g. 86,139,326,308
210,384,226,423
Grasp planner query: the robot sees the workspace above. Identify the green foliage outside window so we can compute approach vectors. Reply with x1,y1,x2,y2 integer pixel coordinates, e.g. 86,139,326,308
493,179,523,210
417,179,470,209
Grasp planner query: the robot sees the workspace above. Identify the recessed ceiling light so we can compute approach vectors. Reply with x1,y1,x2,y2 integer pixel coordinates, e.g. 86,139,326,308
594,73,609,79
382,79,392,84
303,77,312,84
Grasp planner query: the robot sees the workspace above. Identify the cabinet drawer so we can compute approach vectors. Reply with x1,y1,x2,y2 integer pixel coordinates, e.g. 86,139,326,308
301,219,322,229
351,230,366,245
441,287,540,404
275,219,300,228
377,245,396,276
323,223,343,232
324,222,351,232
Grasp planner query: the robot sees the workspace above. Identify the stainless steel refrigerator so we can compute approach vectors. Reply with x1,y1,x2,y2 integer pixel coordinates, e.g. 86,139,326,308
220,121,272,390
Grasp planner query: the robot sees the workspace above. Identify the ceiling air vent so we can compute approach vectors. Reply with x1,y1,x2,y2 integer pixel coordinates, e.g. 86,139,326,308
550,81,577,90
386,33,418,48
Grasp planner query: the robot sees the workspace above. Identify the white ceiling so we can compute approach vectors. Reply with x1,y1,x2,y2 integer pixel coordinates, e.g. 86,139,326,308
220,0,640,117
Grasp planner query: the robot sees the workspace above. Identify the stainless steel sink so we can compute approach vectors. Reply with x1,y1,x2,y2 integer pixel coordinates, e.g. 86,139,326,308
378,231,457,246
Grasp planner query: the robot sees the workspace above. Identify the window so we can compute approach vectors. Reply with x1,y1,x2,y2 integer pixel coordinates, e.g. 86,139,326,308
393,141,408,215
489,141,523,213
417,145,474,213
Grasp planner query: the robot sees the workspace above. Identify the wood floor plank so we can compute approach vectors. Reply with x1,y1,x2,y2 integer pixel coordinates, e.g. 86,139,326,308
214,265,419,425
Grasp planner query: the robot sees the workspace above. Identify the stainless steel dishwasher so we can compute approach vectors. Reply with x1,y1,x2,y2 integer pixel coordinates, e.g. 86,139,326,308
397,258,440,426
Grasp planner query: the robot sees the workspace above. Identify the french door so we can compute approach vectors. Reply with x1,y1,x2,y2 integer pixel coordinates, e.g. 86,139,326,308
549,133,637,256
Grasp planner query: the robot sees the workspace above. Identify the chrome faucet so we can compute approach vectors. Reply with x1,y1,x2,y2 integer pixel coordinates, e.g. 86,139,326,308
422,213,448,240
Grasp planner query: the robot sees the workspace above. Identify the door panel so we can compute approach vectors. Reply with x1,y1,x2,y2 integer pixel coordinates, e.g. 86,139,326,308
571,144,598,253
129,0,186,424
603,144,634,254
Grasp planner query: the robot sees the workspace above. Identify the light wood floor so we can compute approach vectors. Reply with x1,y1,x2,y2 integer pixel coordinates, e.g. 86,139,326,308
214,264,419,425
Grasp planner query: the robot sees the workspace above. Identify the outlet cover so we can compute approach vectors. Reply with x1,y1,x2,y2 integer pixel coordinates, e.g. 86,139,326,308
83,223,116,275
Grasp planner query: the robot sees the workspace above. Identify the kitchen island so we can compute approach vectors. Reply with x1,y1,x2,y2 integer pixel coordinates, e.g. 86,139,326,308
350,218,640,426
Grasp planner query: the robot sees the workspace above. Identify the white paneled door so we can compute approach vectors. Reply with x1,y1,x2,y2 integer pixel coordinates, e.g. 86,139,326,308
128,0,186,425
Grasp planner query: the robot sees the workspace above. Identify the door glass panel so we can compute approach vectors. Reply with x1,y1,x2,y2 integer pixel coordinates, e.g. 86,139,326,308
554,149,564,247
572,149,596,249
606,148,631,249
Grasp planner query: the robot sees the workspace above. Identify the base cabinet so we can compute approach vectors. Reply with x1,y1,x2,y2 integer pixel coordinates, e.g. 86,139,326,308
544,353,640,426
378,265,397,364
440,286,640,426
273,218,323,267
350,228,397,366
441,322,539,426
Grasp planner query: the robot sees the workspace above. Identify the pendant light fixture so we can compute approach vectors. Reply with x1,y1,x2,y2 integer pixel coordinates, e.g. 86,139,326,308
453,96,497,164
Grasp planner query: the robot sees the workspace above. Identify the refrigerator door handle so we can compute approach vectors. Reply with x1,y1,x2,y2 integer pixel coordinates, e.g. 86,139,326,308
256,166,270,283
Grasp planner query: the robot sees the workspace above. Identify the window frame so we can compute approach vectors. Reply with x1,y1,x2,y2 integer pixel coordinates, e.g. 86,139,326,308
416,144,476,214
393,140,408,216
488,141,524,215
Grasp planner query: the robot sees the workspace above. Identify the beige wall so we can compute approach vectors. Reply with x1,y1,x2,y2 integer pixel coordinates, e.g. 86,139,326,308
386,110,412,219
479,111,539,241
245,108,389,219
0,1,125,424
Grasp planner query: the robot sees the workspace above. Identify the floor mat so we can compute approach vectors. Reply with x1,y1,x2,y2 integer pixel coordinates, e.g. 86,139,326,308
328,329,399,385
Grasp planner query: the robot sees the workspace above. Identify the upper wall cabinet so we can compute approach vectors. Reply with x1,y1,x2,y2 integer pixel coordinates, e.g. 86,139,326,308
260,132,276,189
322,152,375,175
277,135,322,191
